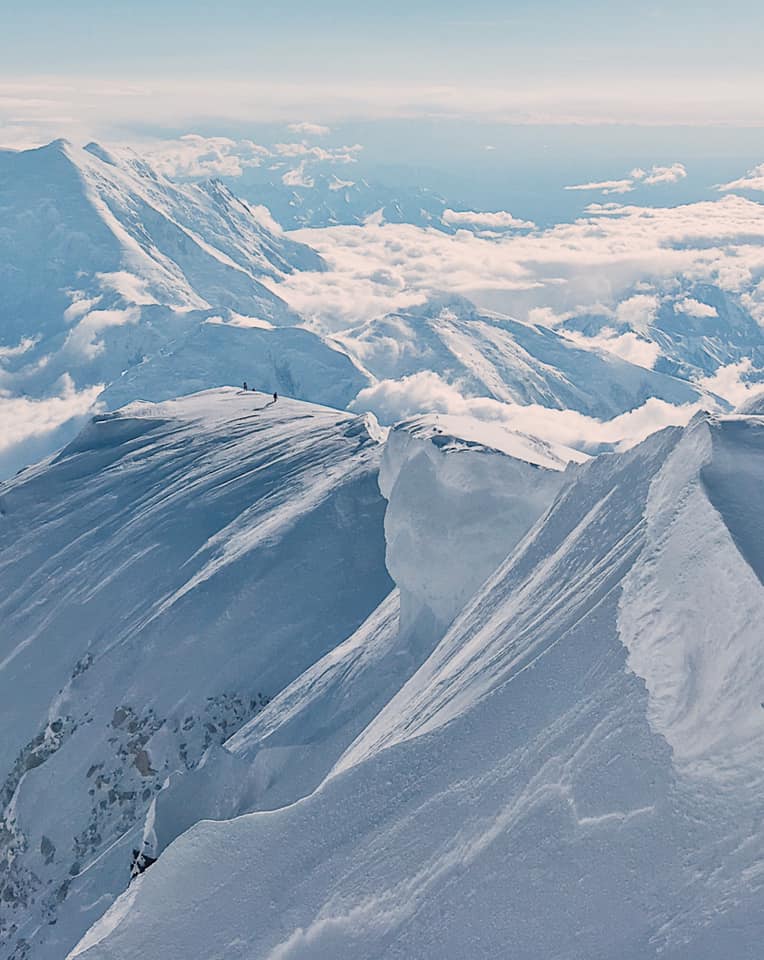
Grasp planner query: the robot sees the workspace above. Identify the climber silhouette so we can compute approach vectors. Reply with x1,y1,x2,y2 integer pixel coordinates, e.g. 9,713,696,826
130,847,157,880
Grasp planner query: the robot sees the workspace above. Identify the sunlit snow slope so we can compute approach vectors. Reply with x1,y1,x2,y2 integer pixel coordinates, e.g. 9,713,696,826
0,388,393,960
72,410,764,960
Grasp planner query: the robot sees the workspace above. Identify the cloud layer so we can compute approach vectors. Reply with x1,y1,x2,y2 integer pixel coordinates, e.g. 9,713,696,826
350,370,703,453
442,209,535,230
273,193,764,329
718,164,764,193
133,133,362,182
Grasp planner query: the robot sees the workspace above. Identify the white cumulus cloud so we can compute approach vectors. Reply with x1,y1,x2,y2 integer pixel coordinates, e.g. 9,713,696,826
442,209,535,230
0,374,103,454
563,328,661,369
697,358,761,405
674,297,718,318
717,163,764,193
287,122,331,137
566,162,687,195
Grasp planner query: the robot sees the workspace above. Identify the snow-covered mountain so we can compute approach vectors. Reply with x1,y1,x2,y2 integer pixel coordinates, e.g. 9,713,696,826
336,296,713,418
4,136,764,960
64,405,764,960
0,389,393,959
562,282,764,382
3,379,763,960
0,141,368,441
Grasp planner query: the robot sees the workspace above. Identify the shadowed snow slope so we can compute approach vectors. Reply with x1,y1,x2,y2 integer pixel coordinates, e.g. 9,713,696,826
71,411,764,960
378,414,581,631
0,388,392,960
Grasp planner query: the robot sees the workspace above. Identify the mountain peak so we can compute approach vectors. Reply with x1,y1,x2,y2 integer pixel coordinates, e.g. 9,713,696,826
83,141,119,166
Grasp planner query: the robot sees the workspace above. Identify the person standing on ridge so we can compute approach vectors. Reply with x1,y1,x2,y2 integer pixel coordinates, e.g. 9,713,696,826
242,381,248,392
273,392,278,403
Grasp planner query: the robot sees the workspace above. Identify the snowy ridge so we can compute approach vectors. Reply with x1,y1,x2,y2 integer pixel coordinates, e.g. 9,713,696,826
133,411,579,855
0,388,392,960
68,409,764,960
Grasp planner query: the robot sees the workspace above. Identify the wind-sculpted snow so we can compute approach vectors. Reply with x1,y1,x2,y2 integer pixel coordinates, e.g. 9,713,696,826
0,389,392,960
378,415,577,631
71,411,764,960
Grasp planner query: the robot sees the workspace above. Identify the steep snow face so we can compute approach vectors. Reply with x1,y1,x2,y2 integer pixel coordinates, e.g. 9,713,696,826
336,296,709,419
132,590,407,864
0,389,392,960
73,412,764,960
120,413,579,871
378,416,578,631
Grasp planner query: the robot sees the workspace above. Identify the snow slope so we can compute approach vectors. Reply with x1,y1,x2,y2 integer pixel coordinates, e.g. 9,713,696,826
71,410,764,960
0,389,393,960
336,296,711,418
124,412,579,858
378,415,581,631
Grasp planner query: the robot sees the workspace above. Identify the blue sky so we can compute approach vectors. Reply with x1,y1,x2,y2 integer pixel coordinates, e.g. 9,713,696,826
1,1,763,221
2,1,763,103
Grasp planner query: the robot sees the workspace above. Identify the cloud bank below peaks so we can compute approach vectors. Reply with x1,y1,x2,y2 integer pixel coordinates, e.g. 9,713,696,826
276,193,764,329
0,374,103,477
138,133,362,181
349,370,705,457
